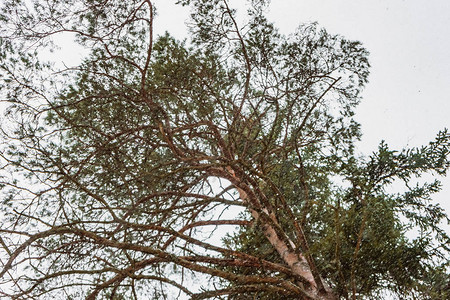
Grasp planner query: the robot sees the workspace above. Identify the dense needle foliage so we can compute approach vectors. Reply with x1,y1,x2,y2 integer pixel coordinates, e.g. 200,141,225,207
0,0,449,299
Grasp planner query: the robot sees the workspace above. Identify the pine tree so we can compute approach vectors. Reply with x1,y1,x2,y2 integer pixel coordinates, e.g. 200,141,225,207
0,0,449,299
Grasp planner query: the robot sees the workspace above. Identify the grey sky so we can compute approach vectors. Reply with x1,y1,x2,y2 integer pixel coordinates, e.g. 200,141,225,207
12,0,450,232
152,0,450,231
267,0,450,231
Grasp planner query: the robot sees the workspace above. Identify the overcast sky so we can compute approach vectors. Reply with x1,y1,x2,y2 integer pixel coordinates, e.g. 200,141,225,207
269,0,450,233
18,0,450,232
151,0,450,229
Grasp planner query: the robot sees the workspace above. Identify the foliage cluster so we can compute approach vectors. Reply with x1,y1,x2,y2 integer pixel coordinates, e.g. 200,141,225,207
0,0,449,299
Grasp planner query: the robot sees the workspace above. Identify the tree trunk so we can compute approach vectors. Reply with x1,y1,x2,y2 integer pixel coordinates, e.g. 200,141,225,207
227,167,337,300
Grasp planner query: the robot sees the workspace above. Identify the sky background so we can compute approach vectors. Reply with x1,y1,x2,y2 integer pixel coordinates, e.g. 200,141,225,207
150,0,450,232
19,0,450,233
